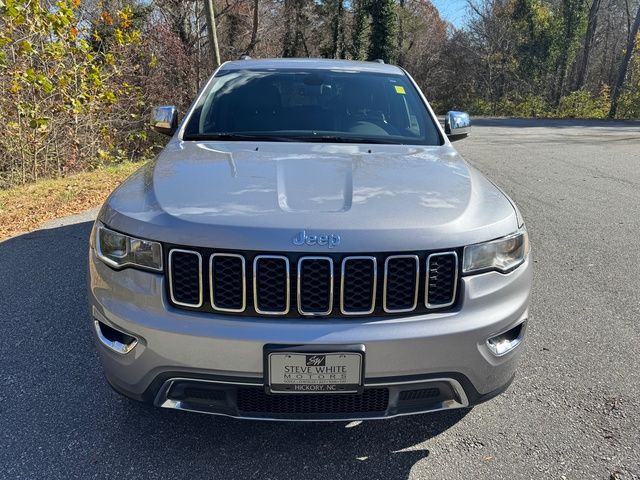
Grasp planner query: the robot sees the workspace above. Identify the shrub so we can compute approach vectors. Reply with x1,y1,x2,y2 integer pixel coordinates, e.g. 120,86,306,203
511,95,552,117
556,88,611,119
616,87,640,119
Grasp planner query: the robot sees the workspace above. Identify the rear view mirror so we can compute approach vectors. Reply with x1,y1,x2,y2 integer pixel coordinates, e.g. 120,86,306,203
445,111,470,142
150,106,178,136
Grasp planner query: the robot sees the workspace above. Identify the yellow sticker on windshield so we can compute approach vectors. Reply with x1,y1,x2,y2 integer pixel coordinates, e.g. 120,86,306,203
394,85,406,94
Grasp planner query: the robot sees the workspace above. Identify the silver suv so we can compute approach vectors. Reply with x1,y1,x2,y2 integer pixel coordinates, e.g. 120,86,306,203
89,58,531,421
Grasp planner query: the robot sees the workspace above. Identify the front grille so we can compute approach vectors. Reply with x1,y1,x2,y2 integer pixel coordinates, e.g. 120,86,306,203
237,387,389,415
166,247,459,318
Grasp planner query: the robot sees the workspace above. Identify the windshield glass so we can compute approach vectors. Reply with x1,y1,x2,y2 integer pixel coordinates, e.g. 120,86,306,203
183,68,442,145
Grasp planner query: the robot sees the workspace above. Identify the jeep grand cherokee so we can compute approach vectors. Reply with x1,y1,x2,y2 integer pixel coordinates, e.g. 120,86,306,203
89,58,532,421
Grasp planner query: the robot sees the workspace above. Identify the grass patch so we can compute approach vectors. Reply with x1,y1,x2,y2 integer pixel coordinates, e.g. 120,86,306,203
0,162,143,241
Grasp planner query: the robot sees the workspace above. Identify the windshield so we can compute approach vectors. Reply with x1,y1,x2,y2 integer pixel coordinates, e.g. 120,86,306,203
183,68,442,145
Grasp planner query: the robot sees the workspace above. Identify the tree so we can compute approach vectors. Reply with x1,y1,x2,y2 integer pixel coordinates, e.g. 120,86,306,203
246,0,260,54
397,0,406,65
552,0,588,104
203,0,221,66
317,0,346,58
396,0,448,100
609,1,640,117
332,0,346,59
573,0,602,90
511,0,556,94
282,0,310,57
367,0,397,62
350,0,370,60
466,0,519,107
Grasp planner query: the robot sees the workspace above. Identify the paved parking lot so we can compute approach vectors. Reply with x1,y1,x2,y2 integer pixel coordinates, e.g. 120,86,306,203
1,118,639,479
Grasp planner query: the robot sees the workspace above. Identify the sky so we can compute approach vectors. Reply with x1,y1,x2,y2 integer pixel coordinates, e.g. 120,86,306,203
431,0,469,28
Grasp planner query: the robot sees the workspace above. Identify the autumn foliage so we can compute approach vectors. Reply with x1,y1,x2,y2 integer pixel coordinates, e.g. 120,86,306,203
0,1,154,187
0,0,638,189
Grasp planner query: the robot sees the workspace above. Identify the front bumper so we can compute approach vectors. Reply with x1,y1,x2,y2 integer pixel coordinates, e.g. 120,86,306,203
89,249,531,420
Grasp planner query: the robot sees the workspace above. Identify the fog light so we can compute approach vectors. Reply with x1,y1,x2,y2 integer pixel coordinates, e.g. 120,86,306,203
487,322,525,356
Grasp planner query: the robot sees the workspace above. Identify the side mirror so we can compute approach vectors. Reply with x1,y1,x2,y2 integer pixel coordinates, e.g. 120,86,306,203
150,106,178,136
444,111,470,142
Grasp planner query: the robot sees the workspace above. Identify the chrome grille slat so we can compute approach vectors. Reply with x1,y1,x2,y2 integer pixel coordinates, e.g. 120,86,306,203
297,257,334,316
425,252,458,308
253,255,290,315
210,253,246,313
340,256,377,315
168,249,203,308
383,255,420,313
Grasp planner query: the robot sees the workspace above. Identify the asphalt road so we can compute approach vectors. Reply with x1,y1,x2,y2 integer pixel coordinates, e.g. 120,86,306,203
1,118,639,479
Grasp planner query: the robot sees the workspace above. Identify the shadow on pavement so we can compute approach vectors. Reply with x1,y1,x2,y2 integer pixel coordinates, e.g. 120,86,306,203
469,117,640,129
0,221,467,479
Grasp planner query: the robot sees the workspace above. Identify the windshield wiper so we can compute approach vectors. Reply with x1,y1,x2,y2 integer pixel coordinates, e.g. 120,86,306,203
293,135,405,145
183,133,298,142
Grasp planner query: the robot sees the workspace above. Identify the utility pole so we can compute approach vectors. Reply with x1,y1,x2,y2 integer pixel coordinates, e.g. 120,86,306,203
204,0,221,67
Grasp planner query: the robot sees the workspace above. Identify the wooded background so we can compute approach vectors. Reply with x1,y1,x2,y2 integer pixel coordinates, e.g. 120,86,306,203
1,0,639,187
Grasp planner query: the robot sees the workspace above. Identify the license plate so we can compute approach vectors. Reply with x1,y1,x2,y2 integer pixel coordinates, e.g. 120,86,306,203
267,351,363,394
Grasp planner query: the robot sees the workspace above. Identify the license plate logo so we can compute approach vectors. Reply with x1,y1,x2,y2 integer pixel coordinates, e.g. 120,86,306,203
305,355,326,366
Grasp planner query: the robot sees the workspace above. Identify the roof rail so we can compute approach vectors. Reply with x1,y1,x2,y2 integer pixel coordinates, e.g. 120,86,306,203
373,59,385,64
239,54,252,60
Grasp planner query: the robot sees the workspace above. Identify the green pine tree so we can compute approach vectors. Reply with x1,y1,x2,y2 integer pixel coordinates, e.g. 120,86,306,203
366,0,397,63
351,0,371,61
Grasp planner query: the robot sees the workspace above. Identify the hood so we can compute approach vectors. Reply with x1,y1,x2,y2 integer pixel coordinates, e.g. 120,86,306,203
100,141,518,252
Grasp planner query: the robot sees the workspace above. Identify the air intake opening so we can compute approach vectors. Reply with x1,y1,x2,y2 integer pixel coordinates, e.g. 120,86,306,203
237,387,389,415
167,383,228,405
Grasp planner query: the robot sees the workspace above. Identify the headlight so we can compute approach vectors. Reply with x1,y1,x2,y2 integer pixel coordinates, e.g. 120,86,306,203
95,223,163,271
463,229,529,274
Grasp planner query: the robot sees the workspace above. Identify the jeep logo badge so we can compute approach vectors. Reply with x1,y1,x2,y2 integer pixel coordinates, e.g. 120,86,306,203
292,230,341,249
